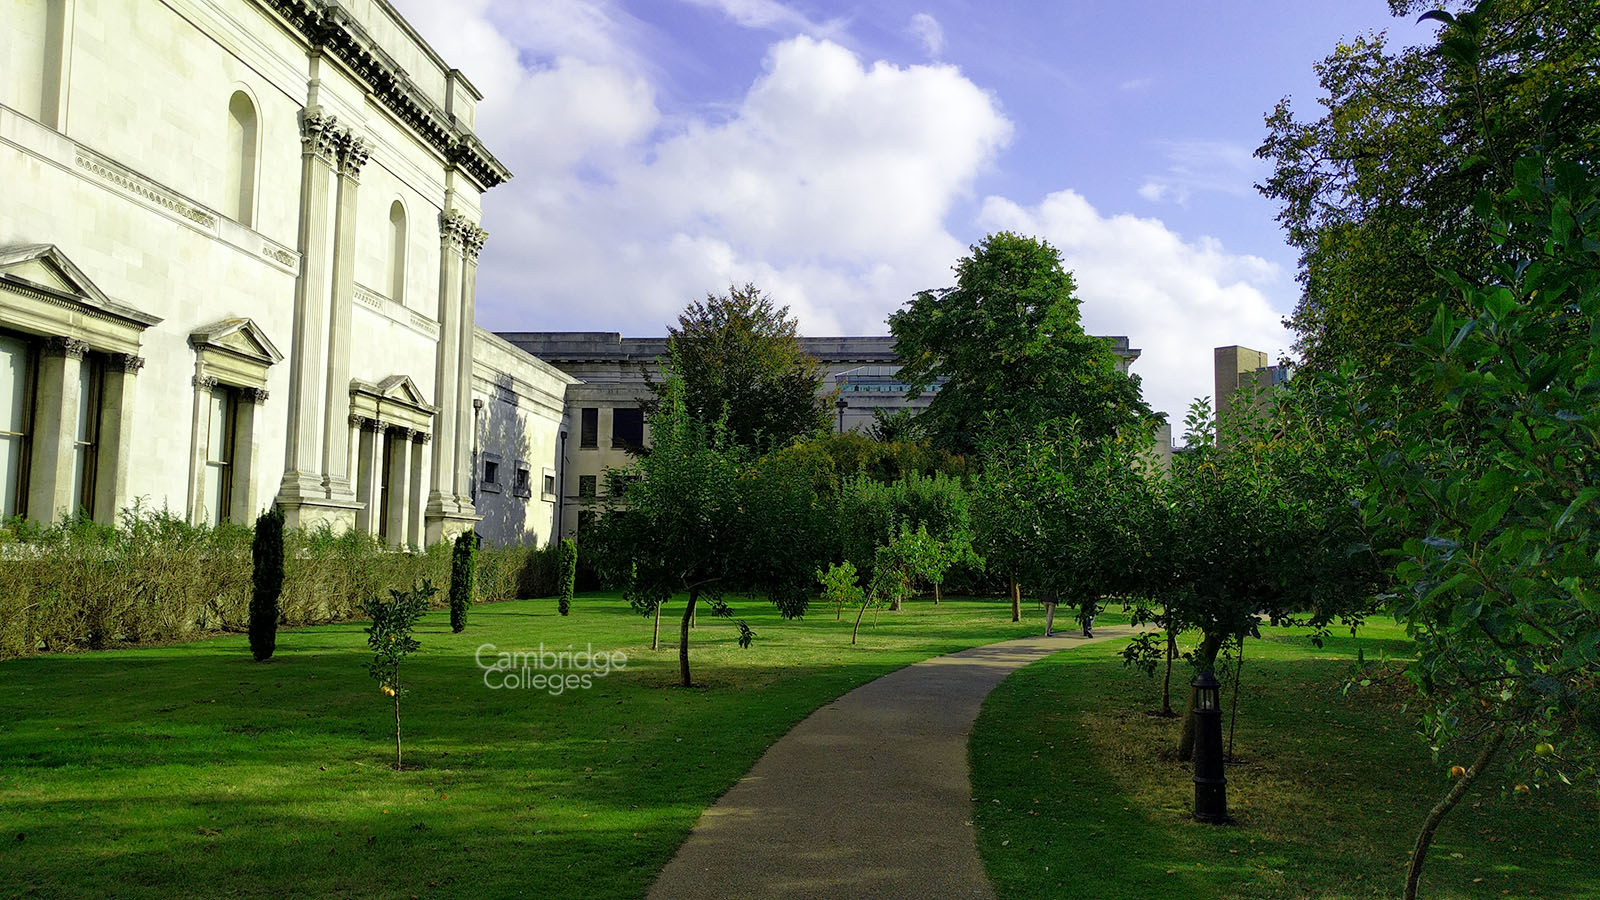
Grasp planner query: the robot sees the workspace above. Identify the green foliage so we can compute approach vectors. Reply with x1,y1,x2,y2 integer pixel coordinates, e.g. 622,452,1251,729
249,508,285,661
889,232,1155,455
557,538,577,616
835,470,979,594
792,430,973,485
361,580,435,769
815,560,864,620
1257,0,1600,387
644,283,830,451
973,419,1161,621
448,531,476,633
588,378,827,685
1347,150,1600,795
476,542,564,603
0,507,456,659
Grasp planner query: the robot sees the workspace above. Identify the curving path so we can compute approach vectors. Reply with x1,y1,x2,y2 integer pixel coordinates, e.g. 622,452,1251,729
648,627,1133,900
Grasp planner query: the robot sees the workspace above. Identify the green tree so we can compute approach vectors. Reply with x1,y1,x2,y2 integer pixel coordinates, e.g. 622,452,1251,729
890,232,1154,455
249,508,284,661
1342,151,1600,900
1257,0,1600,387
448,531,475,633
589,379,822,686
645,284,830,451
1161,393,1379,761
362,580,435,769
556,538,576,616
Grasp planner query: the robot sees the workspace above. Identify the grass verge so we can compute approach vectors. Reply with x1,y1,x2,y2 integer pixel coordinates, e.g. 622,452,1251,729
0,592,1067,900
971,622,1599,899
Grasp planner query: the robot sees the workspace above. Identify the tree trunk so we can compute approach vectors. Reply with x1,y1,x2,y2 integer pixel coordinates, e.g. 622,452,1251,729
1178,632,1224,762
1161,628,1177,717
1044,602,1056,636
679,589,699,687
1227,635,1245,762
1404,726,1508,900
651,602,662,651
889,593,902,612
852,596,870,645
393,672,403,770
933,582,941,604
835,600,842,621
1009,577,1021,622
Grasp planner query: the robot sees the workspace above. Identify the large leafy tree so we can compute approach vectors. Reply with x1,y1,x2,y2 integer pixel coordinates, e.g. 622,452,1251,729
587,379,825,687
646,284,830,451
890,232,1155,456
1257,0,1600,387
1344,151,1600,900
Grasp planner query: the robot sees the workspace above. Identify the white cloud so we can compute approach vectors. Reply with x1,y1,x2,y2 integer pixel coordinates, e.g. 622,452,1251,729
680,0,846,37
1137,139,1264,207
1119,76,1154,92
908,12,945,57
978,190,1292,422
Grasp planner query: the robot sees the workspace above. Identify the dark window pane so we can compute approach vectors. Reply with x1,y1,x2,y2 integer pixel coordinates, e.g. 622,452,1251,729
579,408,598,448
611,407,644,449
579,474,597,498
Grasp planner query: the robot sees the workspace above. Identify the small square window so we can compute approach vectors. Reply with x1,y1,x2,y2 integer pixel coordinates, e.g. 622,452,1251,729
484,460,499,484
513,463,532,498
579,474,597,498
543,473,556,495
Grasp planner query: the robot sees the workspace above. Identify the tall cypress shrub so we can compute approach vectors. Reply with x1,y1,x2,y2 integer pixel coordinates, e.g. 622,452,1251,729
448,530,476,633
250,508,285,661
557,538,577,616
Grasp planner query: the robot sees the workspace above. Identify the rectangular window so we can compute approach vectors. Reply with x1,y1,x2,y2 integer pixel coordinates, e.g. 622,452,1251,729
484,459,499,484
513,463,531,498
578,474,597,499
577,510,595,533
579,408,598,449
70,354,103,519
542,471,556,498
201,386,236,526
611,407,644,449
0,333,34,519
608,473,639,497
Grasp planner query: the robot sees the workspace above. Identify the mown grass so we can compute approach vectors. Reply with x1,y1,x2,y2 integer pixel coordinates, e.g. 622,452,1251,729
971,622,1600,899
0,591,1065,900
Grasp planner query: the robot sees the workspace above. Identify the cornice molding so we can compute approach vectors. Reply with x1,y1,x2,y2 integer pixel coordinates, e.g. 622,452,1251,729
261,0,512,191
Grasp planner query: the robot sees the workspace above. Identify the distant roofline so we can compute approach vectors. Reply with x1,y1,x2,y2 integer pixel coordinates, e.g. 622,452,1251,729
497,331,1140,365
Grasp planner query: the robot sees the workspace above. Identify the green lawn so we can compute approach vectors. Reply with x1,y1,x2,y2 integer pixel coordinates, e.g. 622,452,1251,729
971,622,1600,899
0,592,1056,900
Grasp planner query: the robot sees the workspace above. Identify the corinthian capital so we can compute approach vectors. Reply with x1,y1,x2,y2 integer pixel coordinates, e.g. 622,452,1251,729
440,210,474,252
338,133,371,180
300,110,343,164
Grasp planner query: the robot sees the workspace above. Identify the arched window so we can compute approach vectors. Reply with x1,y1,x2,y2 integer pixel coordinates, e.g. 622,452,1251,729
388,200,407,302
225,91,258,225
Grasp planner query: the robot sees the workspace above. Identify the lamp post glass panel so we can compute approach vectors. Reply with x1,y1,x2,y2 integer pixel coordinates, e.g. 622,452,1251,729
1191,671,1229,823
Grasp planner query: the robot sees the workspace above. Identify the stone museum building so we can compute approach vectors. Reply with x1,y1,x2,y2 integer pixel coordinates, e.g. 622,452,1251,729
0,0,573,546
1,0,1166,549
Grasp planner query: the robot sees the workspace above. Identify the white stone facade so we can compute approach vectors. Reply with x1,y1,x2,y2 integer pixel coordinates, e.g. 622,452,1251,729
0,0,570,548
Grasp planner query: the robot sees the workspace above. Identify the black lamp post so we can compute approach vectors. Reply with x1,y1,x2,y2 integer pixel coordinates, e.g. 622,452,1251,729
1192,670,1229,824
835,397,848,433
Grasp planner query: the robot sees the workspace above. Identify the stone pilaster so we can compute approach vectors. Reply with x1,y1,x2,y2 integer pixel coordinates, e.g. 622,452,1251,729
28,337,87,524
231,387,268,523
409,431,430,546
187,374,218,524
92,352,141,526
385,426,415,547
320,131,368,502
353,415,383,536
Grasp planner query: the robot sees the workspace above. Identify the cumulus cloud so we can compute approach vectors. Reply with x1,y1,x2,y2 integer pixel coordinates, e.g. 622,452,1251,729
978,190,1291,422
908,12,945,57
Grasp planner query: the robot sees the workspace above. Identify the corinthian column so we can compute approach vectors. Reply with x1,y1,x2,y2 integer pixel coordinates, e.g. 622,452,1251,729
320,131,369,502
453,225,487,505
426,211,468,535
279,110,341,507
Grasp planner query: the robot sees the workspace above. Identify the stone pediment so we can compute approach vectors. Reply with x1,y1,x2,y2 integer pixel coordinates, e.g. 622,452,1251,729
350,375,437,433
189,317,284,367
0,244,162,330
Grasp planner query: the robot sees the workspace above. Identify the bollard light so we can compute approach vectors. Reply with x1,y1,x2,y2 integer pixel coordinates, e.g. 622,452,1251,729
1191,671,1229,824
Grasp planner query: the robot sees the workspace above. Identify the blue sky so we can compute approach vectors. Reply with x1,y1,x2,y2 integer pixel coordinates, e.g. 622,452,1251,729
393,0,1434,423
